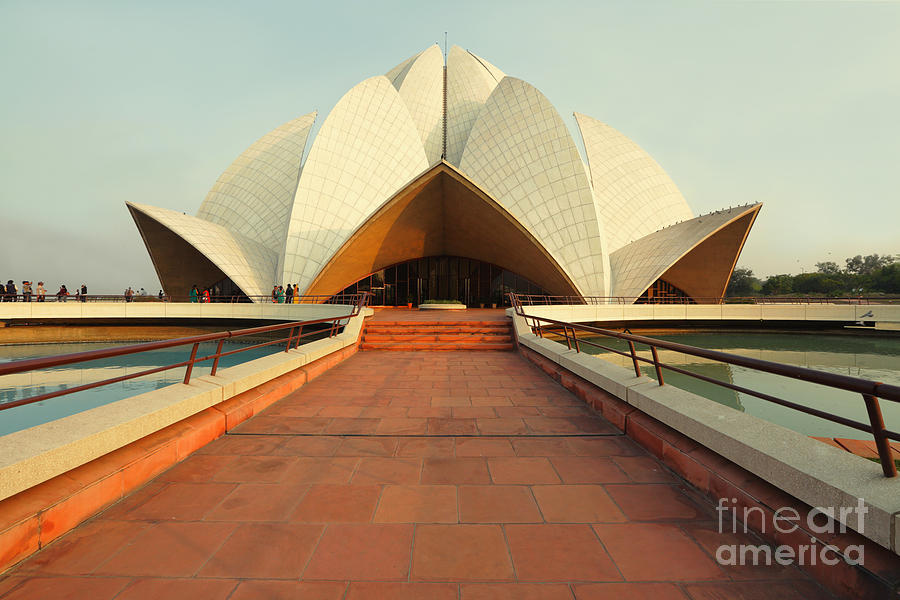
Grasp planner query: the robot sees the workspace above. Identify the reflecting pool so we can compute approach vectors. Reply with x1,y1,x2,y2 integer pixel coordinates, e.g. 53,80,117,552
566,332,900,439
0,341,288,436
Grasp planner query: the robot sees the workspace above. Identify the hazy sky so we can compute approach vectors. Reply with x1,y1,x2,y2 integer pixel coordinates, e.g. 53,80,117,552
1,0,897,293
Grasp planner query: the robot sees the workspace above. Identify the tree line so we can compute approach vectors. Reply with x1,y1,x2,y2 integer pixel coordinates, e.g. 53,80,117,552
726,254,899,297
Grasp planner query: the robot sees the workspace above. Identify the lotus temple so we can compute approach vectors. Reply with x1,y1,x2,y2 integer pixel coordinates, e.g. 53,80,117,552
128,45,760,305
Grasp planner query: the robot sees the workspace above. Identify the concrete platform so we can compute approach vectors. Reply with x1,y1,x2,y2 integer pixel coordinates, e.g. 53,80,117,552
0,351,834,599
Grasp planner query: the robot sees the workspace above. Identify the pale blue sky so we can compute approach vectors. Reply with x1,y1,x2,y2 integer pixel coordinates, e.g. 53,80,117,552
1,0,897,293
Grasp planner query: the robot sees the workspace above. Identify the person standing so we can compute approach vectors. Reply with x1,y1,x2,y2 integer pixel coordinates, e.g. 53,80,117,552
6,280,17,302
80,284,87,302
276,286,285,303
57,284,68,302
190,285,199,303
36,281,45,302
271,285,278,302
158,289,164,301
202,288,211,303
293,285,300,304
22,281,32,302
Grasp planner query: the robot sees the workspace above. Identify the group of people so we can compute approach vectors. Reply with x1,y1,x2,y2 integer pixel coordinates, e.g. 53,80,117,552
2,281,87,302
123,287,148,302
271,284,302,303
189,284,219,303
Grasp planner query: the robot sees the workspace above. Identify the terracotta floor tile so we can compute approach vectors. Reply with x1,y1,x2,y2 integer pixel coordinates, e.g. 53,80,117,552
375,418,428,435
512,438,576,456
428,418,478,435
325,418,380,435
476,418,529,435
573,582,690,599
375,485,458,523
236,416,331,434
422,458,492,484
345,582,458,599
532,485,627,523
0,576,131,600
396,437,455,457
431,396,472,407
285,457,358,483
204,483,306,521
455,438,516,457
505,524,620,582
317,406,364,418
351,457,421,484
568,437,643,457
157,454,235,482
458,486,543,523
487,457,561,484
115,578,239,600
360,407,409,418
680,521,798,581
196,435,284,456
272,436,341,456
461,583,574,599
303,524,413,580
336,437,399,457
604,484,706,521
211,456,298,483
549,457,629,484
198,522,323,578
494,406,540,417
453,407,497,419
290,484,381,522
411,524,514,581
17,519,148,575
230,580,347,600
471,396,514,407
681,581,834,600
593,523,726,581
96,521,237,577
121,482,236,521
612,456,677,482
407,407,452,418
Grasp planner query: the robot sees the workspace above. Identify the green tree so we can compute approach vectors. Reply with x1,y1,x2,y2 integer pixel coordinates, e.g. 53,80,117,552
846,254,894,275
762,274,794,295
871,263,900,293
726,267,761,296
815,261,841,275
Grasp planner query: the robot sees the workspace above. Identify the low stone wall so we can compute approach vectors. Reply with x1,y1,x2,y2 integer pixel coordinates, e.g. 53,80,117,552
512,314,900,598
0,311,369,573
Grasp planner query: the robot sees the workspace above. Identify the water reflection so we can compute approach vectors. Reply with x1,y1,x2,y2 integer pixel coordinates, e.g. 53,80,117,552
567,332,900,439
0,341,287,437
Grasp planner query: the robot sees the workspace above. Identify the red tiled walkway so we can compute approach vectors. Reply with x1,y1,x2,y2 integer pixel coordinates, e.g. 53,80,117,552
0,351,836,599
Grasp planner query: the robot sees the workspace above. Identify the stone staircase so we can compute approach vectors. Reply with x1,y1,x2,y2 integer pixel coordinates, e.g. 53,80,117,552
360,320,514,351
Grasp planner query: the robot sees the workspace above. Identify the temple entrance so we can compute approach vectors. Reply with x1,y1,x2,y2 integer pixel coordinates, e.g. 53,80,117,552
334,255,550,307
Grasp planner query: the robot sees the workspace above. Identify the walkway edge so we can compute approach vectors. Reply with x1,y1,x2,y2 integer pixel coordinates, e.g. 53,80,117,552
0,312,370,574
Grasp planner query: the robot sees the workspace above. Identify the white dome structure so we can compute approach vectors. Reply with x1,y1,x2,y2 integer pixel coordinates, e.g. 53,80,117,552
129,45,760,304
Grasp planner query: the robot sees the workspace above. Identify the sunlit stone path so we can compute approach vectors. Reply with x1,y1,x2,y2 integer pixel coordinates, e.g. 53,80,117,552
0,349,835,599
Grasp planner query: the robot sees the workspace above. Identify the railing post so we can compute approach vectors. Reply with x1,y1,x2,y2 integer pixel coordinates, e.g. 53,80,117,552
650,346,664,385
862,393,897,477
294,325,304,349
183,342,200,384
627,340,641,378
563,326,572,350
572,327,581,353
285,327,295,352
210,339,225,376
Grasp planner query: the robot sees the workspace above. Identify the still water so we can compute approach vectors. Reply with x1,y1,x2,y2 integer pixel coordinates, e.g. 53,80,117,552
566,332,900,439
0,341,285,436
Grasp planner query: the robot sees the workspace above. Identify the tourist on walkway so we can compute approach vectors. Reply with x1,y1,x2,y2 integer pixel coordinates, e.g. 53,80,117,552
271,285,278,302
6,280,17,302
202,288,211,303
22,281,32,302
285,284,293,302
57,285,68,302
124,287,134,302
293,285,300,303
36,282,45,302
276,286,285,303
190,285,199,303
158,290,165,301
80,284,87,302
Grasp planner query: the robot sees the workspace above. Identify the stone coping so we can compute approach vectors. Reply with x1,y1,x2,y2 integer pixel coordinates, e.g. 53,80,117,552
0,310,371,503
510,303,900,325
511,313,900,554
0,302,359,322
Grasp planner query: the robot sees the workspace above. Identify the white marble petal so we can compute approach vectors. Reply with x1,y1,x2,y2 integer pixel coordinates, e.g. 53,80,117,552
575,112,693,253
460,77,609,296
281,76,429,293
610,204,760,301
395,44,444,165
197,113,315,252
445,45,505,167
128,202,278,298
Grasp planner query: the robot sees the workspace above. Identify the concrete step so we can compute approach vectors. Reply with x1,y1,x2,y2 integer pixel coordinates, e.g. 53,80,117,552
360,341,514,351
363,334,512,343
363,326,510,334
366,321,508,328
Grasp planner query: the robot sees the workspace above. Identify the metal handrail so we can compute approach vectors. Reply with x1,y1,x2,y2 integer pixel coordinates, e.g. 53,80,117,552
0,293,370,412
508,293,899,477
510,294,900,306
